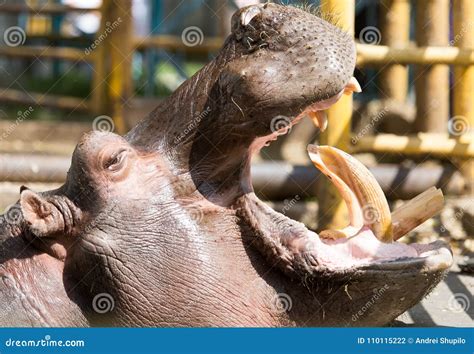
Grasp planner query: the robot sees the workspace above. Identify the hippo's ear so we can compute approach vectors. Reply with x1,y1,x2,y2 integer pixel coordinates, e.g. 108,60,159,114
20,190,65,237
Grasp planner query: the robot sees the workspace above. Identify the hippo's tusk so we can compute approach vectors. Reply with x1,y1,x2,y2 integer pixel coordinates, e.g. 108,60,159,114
343,77,362,95
308,110,328,132
240,6,262,26
305,77,360,132
307,145,363,238
307,144,393,242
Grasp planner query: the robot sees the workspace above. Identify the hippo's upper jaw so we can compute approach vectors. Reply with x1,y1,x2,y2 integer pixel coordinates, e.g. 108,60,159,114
225,3,357,128
127,3,358,153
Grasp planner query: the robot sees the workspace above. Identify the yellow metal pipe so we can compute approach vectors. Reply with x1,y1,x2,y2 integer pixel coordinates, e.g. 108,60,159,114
90,0,107,115
102,0,132,134
379,0,410,102
134,35,223,54
453,0,474,191
0,46,94,62
414,0,450,133
357,44,474,66
353,133,474,158
0,3,99,13
318,0,355,230
134,36,474,66
0,88,89,111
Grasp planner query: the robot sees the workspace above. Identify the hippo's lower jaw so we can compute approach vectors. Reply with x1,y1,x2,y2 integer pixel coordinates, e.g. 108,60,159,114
237,191,452,325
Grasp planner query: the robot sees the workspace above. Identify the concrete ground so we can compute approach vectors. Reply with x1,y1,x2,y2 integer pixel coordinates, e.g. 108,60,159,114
393,262,473,327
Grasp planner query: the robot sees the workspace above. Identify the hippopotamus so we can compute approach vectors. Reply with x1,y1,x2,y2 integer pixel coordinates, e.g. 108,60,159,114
0,3,452,327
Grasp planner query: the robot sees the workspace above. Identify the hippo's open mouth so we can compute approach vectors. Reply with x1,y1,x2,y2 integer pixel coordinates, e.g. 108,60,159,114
247,76,453,275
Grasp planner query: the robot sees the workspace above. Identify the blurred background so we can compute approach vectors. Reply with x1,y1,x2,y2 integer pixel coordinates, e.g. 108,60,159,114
0,0,472,325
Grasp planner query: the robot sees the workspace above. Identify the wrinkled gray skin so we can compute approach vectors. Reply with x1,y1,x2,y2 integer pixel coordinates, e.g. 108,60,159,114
0,4,451,327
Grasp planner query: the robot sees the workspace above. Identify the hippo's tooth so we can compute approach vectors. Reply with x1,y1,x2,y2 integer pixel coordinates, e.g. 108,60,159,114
307,144,393,242
308,110,328,132
320,226,361,240
307,144,363,239
343,77,362,95
240,6,262,26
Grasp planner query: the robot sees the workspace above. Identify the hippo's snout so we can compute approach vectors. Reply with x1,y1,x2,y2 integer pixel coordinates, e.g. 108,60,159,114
232,3,357,101
274,4,356,98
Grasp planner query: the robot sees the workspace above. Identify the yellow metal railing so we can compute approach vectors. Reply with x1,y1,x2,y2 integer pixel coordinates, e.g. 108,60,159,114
317,0,356,230
0,1,100,113
0,0,222,134
319,0,474,228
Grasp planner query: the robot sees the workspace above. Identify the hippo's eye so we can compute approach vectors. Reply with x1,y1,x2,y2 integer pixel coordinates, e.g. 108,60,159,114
104,149,127,172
